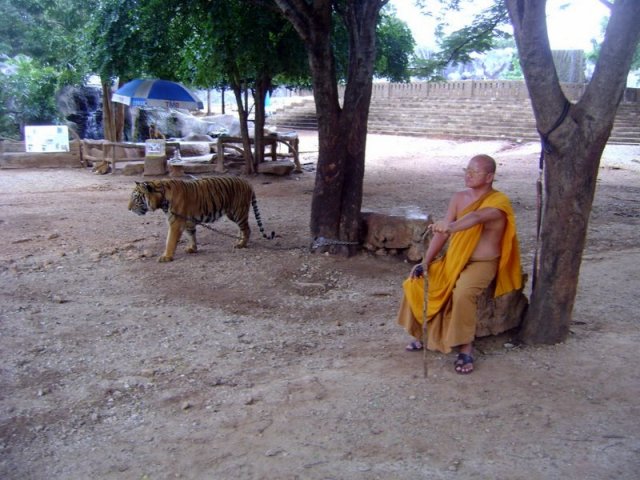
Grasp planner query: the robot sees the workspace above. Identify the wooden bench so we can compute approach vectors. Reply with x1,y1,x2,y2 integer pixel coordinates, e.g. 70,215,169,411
215,133,301,173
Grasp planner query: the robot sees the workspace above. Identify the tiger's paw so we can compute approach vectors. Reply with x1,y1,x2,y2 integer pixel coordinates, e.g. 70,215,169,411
185,246,197,254
158,255,173,263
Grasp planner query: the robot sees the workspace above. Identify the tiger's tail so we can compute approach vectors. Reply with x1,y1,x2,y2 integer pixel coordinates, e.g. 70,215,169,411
251,194,275,240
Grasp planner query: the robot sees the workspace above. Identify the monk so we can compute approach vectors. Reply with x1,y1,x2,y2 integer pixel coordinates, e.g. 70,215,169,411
397,154,523,374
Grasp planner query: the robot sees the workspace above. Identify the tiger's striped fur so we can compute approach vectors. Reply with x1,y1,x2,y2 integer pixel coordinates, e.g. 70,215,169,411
128,176,272,262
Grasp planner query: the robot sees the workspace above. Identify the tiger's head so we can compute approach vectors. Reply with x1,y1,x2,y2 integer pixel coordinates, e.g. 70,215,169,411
128,181,167,216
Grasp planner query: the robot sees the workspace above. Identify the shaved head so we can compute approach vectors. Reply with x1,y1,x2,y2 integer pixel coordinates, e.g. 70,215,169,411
470,154,496,173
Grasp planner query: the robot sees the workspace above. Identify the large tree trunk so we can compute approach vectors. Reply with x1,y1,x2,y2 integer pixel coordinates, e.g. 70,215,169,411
275,0,386,255
101,81,125,142
101,80,125,142
231,81,255,174
506,0,640,344
252,75,272,169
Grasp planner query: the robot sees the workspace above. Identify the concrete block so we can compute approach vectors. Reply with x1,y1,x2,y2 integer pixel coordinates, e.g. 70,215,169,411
143,155,167,176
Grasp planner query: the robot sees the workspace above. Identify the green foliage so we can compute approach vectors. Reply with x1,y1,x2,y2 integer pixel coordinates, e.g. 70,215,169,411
376,9,416,82
0,0,415,140
0,1,89,138
503,51,524,80
0,55,63,138
329,5,416,83
82,0,148,81
586,14,640,72
0,0,88,84
412,1,510,80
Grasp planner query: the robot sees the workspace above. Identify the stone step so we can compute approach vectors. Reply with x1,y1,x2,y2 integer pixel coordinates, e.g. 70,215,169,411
268,96,640,144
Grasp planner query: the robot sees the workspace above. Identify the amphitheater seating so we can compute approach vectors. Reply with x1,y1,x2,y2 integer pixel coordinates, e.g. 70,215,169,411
267,83,640,145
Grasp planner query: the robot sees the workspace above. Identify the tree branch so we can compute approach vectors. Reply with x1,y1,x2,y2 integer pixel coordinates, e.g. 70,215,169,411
598,0,613,10
441,14,507,65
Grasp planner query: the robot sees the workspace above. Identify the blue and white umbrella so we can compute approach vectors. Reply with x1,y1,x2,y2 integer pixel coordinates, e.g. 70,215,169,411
111,79,203,110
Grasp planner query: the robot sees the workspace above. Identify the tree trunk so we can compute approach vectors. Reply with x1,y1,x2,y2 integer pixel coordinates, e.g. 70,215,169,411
275,0,386,255
231,81,255,174
506,0,640,344
252,76,272,169
101,80,125,142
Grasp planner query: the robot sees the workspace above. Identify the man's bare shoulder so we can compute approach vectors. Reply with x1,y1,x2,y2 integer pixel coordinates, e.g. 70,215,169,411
451,190,471,202
451,189,473,210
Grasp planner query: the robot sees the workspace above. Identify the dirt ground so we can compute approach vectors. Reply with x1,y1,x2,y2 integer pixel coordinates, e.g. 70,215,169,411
1,132,639,480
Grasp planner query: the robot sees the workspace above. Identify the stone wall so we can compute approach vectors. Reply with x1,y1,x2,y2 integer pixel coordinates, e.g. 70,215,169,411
293,80,639,104
0,140,83,169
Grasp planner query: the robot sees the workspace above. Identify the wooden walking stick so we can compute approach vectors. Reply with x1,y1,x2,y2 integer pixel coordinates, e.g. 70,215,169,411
422,267,429,378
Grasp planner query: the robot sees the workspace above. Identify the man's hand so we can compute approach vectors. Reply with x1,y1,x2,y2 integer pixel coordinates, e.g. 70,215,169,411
430,220,451,234
410,263,424,278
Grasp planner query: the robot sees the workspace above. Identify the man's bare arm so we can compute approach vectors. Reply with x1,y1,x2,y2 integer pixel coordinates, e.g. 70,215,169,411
431,207,503,235
411,193,461,277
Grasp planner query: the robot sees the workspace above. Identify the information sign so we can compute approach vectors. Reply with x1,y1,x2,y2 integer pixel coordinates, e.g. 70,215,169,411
25,125,70,153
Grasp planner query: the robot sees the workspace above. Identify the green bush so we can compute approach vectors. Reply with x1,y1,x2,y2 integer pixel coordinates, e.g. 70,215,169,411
0,55,63,139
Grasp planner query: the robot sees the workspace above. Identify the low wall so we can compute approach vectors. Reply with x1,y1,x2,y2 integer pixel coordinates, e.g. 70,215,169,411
0,140,83,169
295,80,639,104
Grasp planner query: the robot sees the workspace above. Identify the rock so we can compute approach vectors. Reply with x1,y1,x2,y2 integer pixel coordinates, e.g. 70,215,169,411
178,142,211,157
122,163,144,176
182,162,218,174
182,134,215,142
293,281,327,296
257,160,295,176
56,84,103,139
360,210,432,260
476,275,529,337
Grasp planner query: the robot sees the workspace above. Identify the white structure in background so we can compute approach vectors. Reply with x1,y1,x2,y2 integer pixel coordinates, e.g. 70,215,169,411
24,125,69,153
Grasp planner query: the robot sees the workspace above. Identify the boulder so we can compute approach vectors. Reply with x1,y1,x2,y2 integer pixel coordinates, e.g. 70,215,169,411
475,275,529,337
360,209,432,261
122,164,144,176
183,163,218,174
179,142,211,157
182,134,216,142
257,160,295,176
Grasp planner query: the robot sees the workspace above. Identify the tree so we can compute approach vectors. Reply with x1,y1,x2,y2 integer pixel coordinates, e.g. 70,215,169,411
0,0,89,138
203,0,308,172
274,0,389,253
83,0,148,141
505,0,640,344
0,0,88,81
0,55,62,138
135,0,309,174
586,5,640,74
412,2,510,80
375,7,417,82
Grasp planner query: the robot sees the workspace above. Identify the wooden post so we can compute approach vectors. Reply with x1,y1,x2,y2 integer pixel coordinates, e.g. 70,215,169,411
422,270,429,378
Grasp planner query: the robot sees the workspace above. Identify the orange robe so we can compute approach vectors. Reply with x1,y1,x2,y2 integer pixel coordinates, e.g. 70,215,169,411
398,189,523,353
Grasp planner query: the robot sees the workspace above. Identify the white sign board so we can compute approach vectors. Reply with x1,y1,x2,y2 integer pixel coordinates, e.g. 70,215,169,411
145,139,166,157
25,125,70,153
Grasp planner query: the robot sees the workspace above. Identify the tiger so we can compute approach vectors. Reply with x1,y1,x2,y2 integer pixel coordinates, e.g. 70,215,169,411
128,176,273,262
